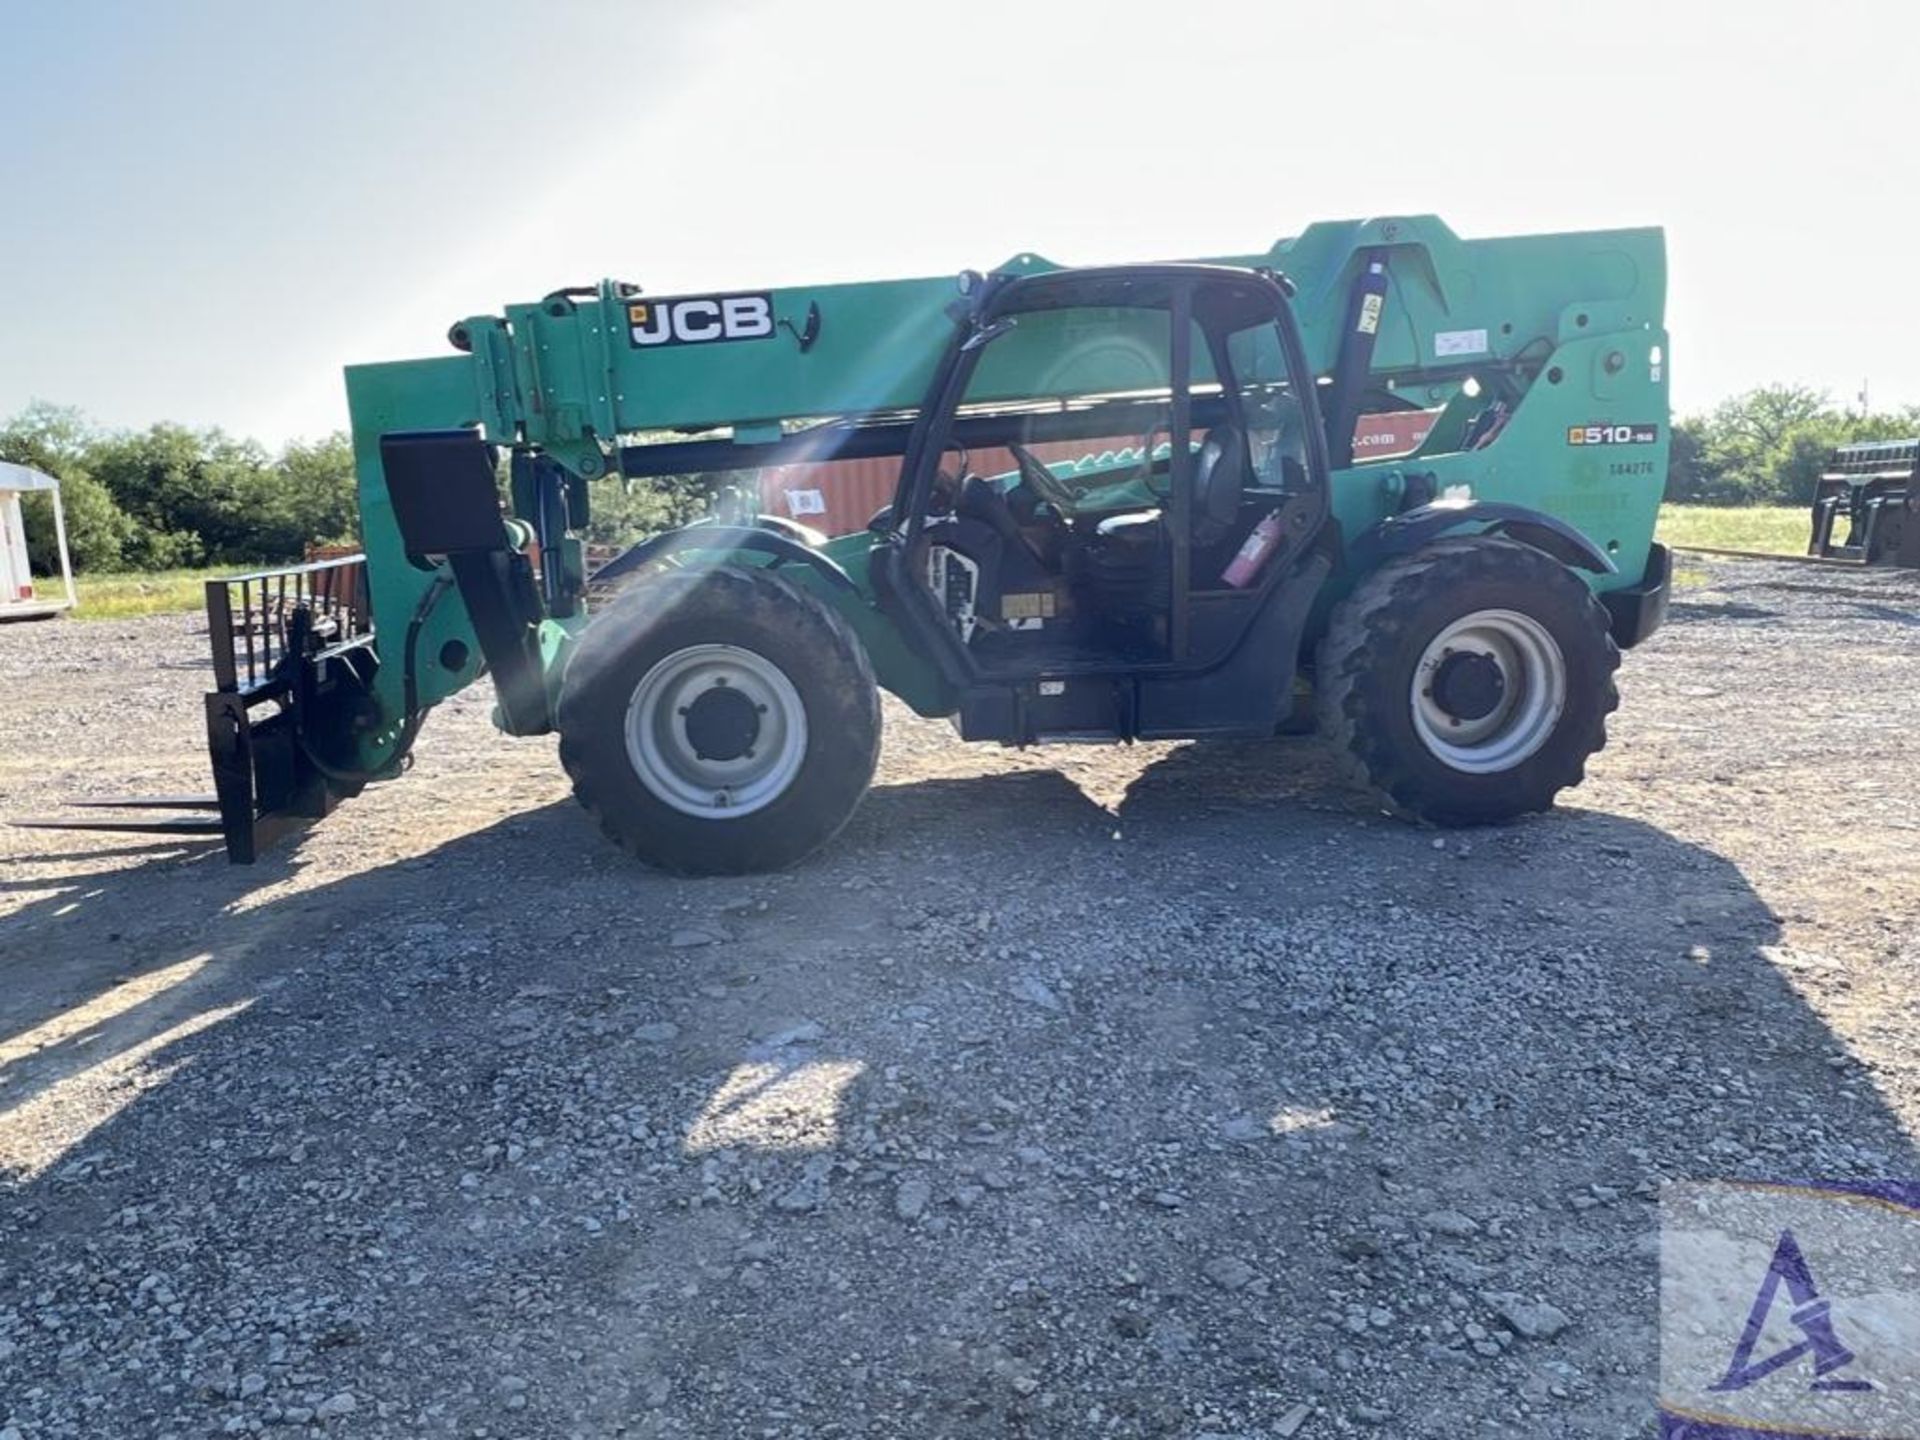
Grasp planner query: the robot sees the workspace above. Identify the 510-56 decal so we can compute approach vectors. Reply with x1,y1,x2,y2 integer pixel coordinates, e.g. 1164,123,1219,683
1567,422,1659,446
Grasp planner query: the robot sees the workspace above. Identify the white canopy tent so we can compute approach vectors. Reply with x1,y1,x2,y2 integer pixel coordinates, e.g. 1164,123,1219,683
0,461,77,619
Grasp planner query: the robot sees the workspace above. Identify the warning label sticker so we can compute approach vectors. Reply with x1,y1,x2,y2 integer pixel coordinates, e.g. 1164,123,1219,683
1434,328,1489,358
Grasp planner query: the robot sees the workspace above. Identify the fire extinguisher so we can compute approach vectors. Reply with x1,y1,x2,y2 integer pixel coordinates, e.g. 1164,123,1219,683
1221,509,1285,588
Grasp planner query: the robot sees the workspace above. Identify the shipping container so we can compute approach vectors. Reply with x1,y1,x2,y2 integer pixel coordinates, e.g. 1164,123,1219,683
755,410,1442,538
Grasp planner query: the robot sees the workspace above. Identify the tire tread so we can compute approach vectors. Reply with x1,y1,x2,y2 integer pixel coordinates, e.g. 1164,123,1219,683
1315,537,1620,823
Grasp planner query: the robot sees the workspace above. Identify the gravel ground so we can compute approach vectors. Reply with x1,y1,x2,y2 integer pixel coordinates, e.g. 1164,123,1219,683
0,555,1916,1440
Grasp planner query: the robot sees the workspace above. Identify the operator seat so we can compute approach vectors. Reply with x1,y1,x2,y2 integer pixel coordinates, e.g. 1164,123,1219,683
1192,425,1247,544
1082,426,1247,613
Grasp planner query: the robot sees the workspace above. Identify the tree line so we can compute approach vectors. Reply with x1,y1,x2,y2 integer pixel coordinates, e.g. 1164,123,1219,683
5,388,1917,575
1664,385,1920,505
0,402,712,576
2,403,357,573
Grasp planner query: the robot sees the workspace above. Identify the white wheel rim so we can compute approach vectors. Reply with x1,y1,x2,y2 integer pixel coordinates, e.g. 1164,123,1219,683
1409,609,1566,774
623,643,808,818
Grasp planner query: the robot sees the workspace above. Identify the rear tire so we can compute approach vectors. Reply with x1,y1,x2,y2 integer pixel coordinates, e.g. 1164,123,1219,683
557,565,880,874
1315,537,1619,824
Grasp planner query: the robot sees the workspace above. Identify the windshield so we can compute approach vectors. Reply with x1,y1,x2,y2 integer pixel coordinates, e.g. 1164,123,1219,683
950,289,1305,513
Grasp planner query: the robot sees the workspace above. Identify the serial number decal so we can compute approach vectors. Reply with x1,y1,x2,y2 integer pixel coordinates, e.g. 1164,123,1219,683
1567,422,1659,446
628,292,776,348
1609,460,1657,477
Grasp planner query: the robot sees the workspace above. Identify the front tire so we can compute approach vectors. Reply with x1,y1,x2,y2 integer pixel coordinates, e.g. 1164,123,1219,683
557,565,881,874
1315,537,1619,824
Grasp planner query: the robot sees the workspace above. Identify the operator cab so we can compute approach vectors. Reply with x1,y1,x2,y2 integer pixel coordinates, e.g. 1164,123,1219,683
887,266,1327,704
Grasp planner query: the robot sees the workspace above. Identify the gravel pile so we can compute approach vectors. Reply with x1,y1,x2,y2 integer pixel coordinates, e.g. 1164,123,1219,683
0,556,1915,1438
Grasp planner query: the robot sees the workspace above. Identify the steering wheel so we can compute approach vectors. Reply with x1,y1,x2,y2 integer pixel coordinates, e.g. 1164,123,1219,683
1006,443,1080,513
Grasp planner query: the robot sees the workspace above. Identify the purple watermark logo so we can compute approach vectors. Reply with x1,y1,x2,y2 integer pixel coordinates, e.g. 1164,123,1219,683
1708,1227,1873,1396
1662,1182,1920,1439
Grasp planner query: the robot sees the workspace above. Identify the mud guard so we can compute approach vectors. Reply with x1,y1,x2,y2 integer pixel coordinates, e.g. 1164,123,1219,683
590,520,859,593
1351,501,1617,576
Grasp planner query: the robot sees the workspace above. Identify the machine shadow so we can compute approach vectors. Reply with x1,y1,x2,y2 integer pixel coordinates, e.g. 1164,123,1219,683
0,762,1910,1439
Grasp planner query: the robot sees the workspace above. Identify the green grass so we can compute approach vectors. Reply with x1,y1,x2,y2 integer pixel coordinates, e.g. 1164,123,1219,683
64,567,229,620
1656,504,1806,555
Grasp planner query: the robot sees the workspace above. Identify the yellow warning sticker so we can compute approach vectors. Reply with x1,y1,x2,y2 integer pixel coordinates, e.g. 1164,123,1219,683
1002,592,1057,620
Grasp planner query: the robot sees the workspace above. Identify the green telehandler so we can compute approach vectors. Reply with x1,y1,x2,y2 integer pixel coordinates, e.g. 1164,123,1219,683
26,216,1673,874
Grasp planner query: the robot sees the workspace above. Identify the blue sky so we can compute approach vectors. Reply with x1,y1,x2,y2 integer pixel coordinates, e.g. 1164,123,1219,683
3,0,1914,443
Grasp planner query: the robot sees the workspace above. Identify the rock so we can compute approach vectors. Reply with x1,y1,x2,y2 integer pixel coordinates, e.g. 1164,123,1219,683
1221,1115,1266,1142
239,1371,267,1398
1013,975,1064,1012
315,1390,359,1418
1487,1293,1572,1340
1110,1309,1151,1339
1421,1208,1480,1238
775,1158,831,1213
669,928,719,949
634,1021,680,1043
1203,1255,1255,1291
1334,1233,1382,1261
1275,1400,1313,1436
758,1019,825,1048
895,1178,932,1222
1,1428,22,1440
1434,1253,1496,1285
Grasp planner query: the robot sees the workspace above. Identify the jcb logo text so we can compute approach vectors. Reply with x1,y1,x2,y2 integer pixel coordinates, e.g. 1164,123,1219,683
629,293,776,348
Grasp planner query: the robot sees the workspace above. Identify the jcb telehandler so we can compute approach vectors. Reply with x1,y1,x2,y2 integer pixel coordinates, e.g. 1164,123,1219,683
27,216,1673,873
